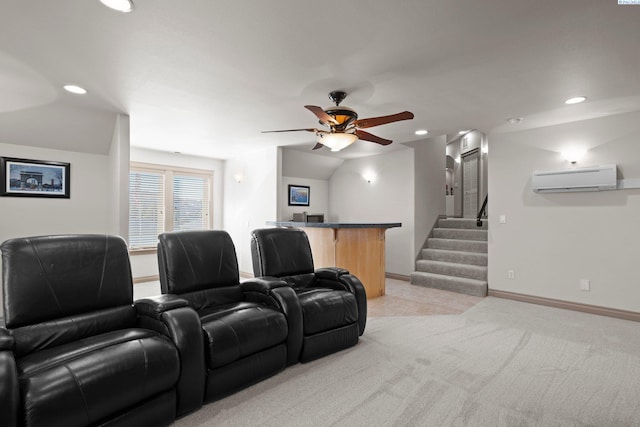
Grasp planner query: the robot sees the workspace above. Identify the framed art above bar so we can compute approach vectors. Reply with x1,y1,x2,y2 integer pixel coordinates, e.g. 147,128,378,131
288,184,310,206
1,157,71,198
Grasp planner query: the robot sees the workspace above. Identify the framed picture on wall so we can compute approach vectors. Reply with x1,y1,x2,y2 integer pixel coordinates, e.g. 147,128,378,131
0,157,71,198
288,184,310,206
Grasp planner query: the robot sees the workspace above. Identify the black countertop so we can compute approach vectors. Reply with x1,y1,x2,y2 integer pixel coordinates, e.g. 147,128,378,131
265,221,402,229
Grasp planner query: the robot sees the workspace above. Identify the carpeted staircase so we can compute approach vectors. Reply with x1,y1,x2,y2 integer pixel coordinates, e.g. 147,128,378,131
410,217,487,297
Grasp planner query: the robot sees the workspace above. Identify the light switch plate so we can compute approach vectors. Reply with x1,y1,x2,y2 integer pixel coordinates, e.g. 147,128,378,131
580,279,590,291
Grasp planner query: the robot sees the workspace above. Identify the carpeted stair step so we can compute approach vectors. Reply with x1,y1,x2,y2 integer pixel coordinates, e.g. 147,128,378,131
438,218,487,230
416,260,487,281
421,248,487,266
427,238,487,254
412,216,489,297
433,228,487,241
410,271,487,297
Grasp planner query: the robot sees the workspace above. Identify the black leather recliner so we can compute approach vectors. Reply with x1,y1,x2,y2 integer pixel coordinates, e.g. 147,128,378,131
0,234,203,427
157,230,301,402
250,227,367,362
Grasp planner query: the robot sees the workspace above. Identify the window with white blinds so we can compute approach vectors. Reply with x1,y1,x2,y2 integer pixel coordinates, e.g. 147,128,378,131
129,163,213,250
173,174,210,232
129,170,165,248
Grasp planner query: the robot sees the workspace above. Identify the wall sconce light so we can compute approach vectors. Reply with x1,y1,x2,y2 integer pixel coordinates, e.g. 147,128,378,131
561,148,586,165
362,171,376,183
233,173,243,183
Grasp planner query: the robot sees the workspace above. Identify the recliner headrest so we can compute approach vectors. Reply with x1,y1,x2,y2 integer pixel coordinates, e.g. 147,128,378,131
1,234,133,328
250,228,314,278
158,230,240,294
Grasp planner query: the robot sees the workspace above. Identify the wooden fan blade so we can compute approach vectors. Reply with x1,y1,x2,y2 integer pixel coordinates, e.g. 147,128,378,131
305,105,338,125
354,111,414,129
355,129,392,146
262,128,319,133
312,142,324,150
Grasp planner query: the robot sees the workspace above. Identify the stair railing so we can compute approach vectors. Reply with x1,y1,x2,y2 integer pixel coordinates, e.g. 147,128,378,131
476,195,488,227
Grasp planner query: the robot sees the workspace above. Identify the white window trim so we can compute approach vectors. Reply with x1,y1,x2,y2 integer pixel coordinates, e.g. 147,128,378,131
129,162,214,252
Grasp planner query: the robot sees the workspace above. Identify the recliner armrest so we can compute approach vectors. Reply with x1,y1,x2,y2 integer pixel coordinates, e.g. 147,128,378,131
0,327,19,427
135,295,205,417
337,274,367,336
241,277,303,366
314,272,367,336
135,294,189,320
240,276,289,295
0,328,14,351
315,267,349,281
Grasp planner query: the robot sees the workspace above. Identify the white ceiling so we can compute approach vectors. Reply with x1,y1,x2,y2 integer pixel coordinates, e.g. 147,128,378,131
1,1,639,160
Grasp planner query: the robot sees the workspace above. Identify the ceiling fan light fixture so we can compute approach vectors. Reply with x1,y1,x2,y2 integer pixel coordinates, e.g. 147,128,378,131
319,133,358,152
263,91,413,151
99,0,134,13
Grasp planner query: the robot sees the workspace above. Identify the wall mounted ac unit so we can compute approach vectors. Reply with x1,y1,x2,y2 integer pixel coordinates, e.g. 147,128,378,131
532,164,617,193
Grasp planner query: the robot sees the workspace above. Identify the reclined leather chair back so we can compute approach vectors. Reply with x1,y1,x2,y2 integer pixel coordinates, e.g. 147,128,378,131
158,230,300,401
1,235,183,427
251,226,315,279
251,227,367,362
158,229,244,309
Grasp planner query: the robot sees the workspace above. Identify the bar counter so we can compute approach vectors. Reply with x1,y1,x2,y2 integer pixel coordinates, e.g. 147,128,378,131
265,221,401,298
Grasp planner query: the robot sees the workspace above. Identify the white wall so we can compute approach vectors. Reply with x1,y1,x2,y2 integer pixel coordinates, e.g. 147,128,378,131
489,111,640,312
0,144,112,240
408,136,446,257
108,114,130,239
282,148,343,180
0,143,113,310
446,139,463,216
329,148,415,275
128,147,224,280
281,176,329,221
224,147,279,275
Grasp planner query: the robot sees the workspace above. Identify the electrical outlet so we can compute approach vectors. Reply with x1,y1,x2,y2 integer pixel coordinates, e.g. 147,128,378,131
499,215,507,224
580,279,590,291
507,270,515,279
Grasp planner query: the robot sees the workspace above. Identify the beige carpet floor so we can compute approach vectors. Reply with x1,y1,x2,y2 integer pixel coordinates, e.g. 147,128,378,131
173,297,640,426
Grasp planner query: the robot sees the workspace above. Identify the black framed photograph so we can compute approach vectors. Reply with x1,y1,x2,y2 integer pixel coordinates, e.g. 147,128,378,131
1,157,70,198
288,184,310,206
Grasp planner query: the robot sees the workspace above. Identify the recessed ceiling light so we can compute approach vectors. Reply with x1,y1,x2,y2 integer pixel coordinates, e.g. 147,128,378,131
63,84,87,95
415,129,428,135
565,96,586,105
507,117,523,124
99,0,134,12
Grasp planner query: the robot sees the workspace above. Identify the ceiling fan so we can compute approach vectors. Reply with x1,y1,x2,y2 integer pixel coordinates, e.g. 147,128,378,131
263,91,414,152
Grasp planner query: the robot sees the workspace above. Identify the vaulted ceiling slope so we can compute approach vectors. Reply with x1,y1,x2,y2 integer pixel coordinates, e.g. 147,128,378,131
1,1,639,159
